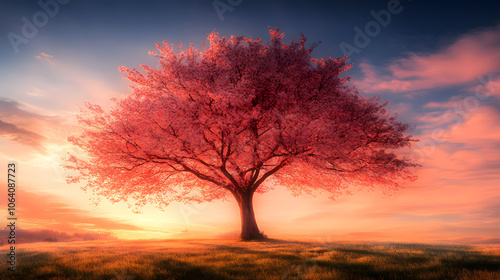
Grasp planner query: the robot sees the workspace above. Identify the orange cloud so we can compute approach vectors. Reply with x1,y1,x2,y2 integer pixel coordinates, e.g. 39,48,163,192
444,106,500,144
0,228,117,245
10,188,143,234
302,104,500,242
0,98,78,156
414,106,500,179
35,52,55,65
355,26,500,93
0,119,47,153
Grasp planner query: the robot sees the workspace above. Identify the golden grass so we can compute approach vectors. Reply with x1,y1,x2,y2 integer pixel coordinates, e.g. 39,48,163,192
1,239,499,279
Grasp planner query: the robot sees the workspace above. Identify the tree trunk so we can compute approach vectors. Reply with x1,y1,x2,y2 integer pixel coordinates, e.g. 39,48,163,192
237,191,265,240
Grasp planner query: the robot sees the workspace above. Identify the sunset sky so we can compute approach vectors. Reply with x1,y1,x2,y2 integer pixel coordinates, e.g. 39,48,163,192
1,0,499,243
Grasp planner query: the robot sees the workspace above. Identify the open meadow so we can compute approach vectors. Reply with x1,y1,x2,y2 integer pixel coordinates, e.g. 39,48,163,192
1,238,499,280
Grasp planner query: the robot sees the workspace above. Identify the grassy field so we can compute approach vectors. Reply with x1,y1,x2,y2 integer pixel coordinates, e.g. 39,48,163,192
1,238,499,280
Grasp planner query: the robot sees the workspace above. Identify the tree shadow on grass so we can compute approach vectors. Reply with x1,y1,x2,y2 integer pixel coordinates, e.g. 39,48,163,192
440,255,500,271
1,252,95,280
153,258,232,280
212,244,303,260
315,245,500,280
4,241,498,280
242,237,313,246
210,240,500,280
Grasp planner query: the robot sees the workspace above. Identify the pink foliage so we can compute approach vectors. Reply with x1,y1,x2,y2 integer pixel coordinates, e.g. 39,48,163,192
64,28,419,211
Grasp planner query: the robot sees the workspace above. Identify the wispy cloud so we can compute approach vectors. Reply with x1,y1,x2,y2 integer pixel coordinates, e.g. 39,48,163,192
0,119,47,153
414,106,500,181
355,26,500,93
26,87,45,97
15,189,143,233
35,52,55,66
0,98,60,128
0,228,117,244
0,98,76,154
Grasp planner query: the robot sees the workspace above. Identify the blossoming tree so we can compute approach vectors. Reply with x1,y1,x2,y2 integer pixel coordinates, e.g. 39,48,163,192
65,28,419,240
